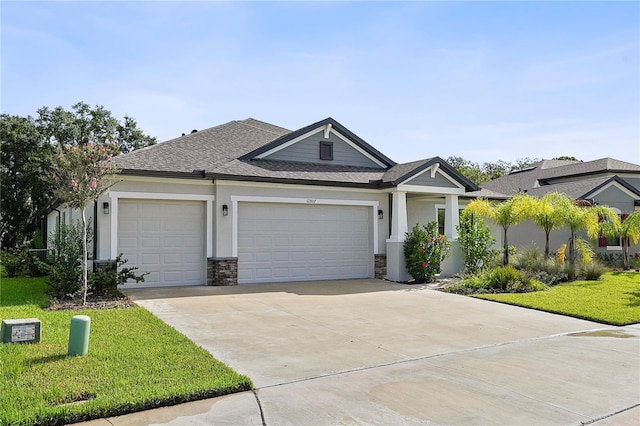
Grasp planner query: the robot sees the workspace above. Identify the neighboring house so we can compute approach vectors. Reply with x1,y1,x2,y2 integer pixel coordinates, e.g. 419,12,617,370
47,118,479,287
482,158,640,257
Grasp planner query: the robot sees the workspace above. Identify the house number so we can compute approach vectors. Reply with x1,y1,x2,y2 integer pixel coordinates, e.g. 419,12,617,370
307,199,317,204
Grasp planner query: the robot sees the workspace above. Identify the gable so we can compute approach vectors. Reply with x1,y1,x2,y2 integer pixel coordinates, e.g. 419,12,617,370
589,181,639,212
403,167,460,189
240,118,395,170
260,129,384,168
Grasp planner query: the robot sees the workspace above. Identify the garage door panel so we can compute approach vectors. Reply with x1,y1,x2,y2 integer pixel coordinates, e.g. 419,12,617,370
118,199,205,287
238,203,372,283
142,237,161,248
141,254,160,265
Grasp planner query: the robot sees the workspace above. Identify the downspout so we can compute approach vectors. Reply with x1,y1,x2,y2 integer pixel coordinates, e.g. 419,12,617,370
51,208,61,255
93,201,98,261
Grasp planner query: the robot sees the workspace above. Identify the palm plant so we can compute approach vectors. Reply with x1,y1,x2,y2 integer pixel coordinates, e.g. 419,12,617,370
561,201,618,269
529,192,572,258
600,210,640,270
464,194,530,266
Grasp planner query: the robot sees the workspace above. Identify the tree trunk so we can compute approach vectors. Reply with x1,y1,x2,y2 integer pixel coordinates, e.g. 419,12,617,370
503,227,509,266
82,207,88,305
568,232,576,267
622,239,630,270
544,229,551,258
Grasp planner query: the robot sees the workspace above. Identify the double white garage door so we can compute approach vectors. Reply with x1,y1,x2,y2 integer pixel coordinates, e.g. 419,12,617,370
118,200,373,286
238,203,373,283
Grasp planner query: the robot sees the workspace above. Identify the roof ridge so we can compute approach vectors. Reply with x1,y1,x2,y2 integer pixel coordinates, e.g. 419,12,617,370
238,118,292,136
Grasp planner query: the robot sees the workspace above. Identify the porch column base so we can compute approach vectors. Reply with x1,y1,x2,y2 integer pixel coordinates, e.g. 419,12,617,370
374,254,387,279
207,257,238,286
440,241,464,277
385,240,411,282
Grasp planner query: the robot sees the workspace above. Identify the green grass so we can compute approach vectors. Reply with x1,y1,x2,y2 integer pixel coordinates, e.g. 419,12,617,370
475,272,640,326
0,276,252,426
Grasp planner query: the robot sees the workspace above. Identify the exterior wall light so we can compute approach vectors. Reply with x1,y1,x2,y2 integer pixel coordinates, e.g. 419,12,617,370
103,202,110,215
222,204,229,216
378,209,384,220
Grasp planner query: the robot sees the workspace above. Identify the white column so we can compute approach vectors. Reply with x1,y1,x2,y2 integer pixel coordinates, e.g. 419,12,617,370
444,194,459,240
388,191,408,242
109,195,118,259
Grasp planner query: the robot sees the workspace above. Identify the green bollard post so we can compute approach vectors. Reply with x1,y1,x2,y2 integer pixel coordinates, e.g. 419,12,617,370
68,315,91,356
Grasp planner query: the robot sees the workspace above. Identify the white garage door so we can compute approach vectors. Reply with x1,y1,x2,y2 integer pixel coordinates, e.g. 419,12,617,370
238,203,372,283
118,199,205,287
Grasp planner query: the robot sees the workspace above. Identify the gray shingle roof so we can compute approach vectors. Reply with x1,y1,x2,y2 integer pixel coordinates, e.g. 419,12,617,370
481,157,640,200
114,117,478,190
538,158,640,182
210,159,385,185
382,159,433,183
525,176,612,199
115,119,291,173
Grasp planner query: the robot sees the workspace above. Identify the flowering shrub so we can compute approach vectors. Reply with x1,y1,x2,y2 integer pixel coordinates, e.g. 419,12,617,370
403,222,451,283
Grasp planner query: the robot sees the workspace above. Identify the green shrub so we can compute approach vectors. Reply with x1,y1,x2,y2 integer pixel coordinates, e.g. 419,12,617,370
512,247,570,286
403,222,451,283
580,261,606,281
0,239,47,278
446,265,546,295
40,223,83,298
456,212,498,275
89,254,147,296
487,265,522,291
596,252,623,268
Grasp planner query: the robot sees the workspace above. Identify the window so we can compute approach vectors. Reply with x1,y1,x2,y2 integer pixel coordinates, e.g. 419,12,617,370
319,141,333,161
436,206,464,236
598,209,625,250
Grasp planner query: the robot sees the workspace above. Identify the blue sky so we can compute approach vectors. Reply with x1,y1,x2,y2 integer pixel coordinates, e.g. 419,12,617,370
2,1,639,165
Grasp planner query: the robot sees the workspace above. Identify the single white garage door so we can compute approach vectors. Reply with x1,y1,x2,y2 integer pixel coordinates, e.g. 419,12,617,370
238,203,372,283
118,199,205,287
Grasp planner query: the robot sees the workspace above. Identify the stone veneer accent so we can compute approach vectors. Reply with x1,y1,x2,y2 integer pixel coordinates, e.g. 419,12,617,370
207,257,238,286
374,254,387,280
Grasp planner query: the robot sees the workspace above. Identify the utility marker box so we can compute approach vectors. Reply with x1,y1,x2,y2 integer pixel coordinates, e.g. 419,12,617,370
1,318,42,344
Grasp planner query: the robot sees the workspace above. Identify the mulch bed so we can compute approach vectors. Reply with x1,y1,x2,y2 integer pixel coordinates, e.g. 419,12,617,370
47,293,136,311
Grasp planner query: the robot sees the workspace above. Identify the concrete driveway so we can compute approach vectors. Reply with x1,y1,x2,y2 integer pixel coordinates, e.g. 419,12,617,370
87,279,639,425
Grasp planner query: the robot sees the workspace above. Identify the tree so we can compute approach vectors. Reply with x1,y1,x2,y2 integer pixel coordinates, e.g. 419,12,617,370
36,102,156,152
445,156,540,185
464,194,531,266
560,201,617,270
0,115,55,248
527,192,572,258
552,156,581,161
52,141,119,304
600,210,640,270
0,103,156,250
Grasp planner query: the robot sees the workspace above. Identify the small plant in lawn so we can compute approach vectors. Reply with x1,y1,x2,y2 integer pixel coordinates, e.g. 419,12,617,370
89,254,147,296
580,260,607,280
404,222,451,283
630,253,640,272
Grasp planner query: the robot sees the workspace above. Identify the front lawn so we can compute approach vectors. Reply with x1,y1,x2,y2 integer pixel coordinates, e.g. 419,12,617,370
475,272,640,325
0,276,252,426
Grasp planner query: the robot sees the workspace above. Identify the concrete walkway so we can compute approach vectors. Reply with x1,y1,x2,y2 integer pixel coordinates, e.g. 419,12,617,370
79,279,640,425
